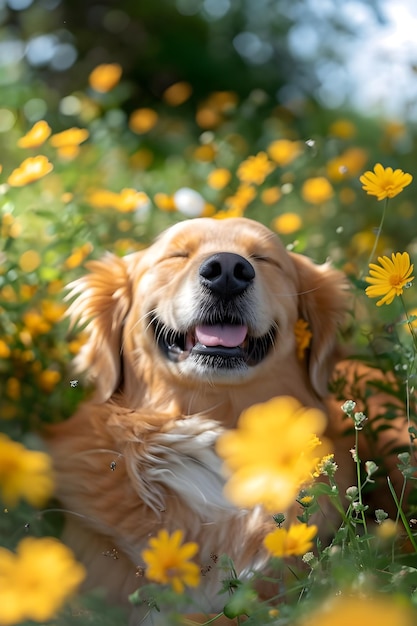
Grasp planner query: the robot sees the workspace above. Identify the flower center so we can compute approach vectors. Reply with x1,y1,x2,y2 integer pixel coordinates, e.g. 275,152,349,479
389,273,402,287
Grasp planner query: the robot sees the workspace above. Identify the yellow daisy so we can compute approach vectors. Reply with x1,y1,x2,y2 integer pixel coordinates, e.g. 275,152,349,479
50,128,89,159
296,594,416,626
114,189,150,213
237,151,275,185
224,184,256,213
17,120,51,149
129,108,158,134
267,139,302,166
50,127,89,148
301,177,334,204
365,252,414,306
0,537,85,625
141,529,200,593
207,168,232,190
7,156,53,187
216,396,330,512
360,163,412,200
88,63,122,93
0,434,54,508
264,523,317,558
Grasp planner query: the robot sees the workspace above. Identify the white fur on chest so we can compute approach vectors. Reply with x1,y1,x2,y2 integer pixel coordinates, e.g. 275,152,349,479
126,416,238,521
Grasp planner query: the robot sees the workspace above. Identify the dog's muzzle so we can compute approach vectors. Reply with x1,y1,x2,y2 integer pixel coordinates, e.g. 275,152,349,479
151,252,275,371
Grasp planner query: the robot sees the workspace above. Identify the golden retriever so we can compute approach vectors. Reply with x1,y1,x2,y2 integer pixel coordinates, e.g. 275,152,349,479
46,217,409,624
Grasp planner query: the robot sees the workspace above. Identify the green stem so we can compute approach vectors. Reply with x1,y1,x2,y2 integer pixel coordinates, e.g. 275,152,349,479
324,477,357,545
366,197,389,266
355,428,369,541
387,477,417,552
400,294,417,354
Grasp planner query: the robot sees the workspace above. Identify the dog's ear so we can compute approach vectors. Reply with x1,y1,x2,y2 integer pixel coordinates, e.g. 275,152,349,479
65,253,132,402
290,253,349,398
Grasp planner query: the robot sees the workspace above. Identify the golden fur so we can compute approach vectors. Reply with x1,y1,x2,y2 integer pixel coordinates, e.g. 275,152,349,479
46,217,410,624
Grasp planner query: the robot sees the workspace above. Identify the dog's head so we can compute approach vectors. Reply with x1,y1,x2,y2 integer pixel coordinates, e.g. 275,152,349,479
66,218,348,411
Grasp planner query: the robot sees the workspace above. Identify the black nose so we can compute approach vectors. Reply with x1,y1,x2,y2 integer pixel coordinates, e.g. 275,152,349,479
199,252,255,296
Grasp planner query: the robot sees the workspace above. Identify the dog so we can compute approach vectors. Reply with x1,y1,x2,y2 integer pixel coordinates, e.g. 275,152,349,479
45,217,410,624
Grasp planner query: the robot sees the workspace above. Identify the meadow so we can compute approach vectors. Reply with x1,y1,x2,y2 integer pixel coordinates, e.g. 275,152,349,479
2,50,417,625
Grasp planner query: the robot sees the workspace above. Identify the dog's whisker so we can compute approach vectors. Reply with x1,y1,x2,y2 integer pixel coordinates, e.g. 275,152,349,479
70,448,124,459
121,309,157,353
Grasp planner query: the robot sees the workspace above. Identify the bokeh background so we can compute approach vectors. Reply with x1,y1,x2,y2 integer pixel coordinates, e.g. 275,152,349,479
2,0,417,622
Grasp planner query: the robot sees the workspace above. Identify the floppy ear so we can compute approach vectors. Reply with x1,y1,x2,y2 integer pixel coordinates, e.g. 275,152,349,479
290,253,349,398
65,253,132,402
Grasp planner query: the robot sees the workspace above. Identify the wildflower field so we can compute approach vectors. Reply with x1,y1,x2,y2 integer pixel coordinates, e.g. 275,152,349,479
2,1,417,624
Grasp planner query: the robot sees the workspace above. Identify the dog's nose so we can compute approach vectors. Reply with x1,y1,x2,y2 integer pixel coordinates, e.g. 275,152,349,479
199,252,255,296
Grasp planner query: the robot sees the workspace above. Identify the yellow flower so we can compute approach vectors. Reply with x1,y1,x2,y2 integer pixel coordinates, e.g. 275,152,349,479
207,168,232,190
376,519,397,541
261,186,282,205
351,230,388,257
365,252,414,306
18,249,41,273
64,243,93,269
86,188,119,209
264,523,317,558
50,127,89,147
313,453,337,478
20,284,37,299
225,184,256,213
129,108,159,134
384,121,406,140
196,91,238,128
141,529,200,593
0,339,11,359
267,139,303,166
301,177,334,204
193,144,216,162
6,378,20,401
328,118,357,139
236,151,275,185
326,147,368,182
114,189,150,213
296,594,416,626
41,300,67,323
162,81,193,106
50,127,89,159
17,120,52,149
37,369,61,393
273,212,302,235
154,192,176,212
86,188,149,213
88,62,122,92
0,285,17,302
360,163,412,200
298,494,314,507
22,310,51,335
0,434,54,507
216,397,330,512
294,318,312,359
7,156,53,187
67,332,87,355
1,213,21,238
0,537,85,625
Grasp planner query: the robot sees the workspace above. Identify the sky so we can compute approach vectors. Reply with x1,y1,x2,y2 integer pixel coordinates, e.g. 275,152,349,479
282,0,417,119
347,0,417,118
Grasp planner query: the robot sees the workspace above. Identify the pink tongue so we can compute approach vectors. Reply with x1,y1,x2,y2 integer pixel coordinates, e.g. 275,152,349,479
195,324,248,348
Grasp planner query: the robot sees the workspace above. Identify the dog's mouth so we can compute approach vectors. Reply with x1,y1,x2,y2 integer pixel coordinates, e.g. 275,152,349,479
152,318,275,369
